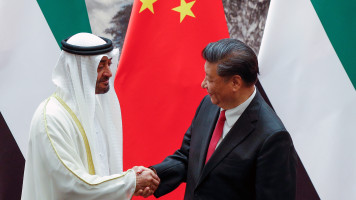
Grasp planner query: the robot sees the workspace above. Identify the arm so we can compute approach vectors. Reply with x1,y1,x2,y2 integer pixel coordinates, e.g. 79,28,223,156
23,99,137,200
255,131,297,200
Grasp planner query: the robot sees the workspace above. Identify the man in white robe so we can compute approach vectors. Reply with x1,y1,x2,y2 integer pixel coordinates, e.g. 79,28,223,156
21,33,159,200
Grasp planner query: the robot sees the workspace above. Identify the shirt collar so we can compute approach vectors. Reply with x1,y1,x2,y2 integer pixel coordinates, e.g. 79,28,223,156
222,86,256,127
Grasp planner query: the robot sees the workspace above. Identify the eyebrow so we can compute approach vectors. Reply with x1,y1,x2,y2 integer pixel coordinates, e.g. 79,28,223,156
100,58,113,63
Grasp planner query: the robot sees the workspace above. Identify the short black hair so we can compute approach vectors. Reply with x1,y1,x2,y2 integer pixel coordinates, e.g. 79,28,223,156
202,38,259,85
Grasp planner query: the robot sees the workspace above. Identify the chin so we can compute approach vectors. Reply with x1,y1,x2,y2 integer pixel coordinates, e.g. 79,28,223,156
96,86,110,94
209,96,218,105
103,86,110,94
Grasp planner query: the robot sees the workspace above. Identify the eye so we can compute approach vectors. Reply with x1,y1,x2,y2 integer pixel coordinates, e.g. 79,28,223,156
97,65,104,71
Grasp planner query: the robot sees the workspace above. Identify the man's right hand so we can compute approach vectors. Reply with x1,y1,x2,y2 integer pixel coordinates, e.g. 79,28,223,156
132,166,160,198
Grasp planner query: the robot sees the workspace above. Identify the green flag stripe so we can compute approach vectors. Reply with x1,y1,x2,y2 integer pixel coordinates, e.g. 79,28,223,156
311,0,356,89
37,0,92,47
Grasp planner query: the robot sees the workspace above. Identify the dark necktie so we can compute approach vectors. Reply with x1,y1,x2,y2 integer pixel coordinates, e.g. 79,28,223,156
205,110,226,163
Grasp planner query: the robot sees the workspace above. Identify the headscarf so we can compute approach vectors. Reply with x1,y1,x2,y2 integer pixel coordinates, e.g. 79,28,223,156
52,33,123,175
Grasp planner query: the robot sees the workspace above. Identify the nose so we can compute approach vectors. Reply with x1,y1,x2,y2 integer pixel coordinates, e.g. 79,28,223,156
104,66,112,78
201,77,207,89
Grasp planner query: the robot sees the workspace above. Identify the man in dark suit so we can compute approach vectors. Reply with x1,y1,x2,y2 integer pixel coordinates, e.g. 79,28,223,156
151,38,297,200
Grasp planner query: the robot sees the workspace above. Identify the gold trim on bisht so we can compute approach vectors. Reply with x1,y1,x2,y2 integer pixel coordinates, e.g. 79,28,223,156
52,93,96,175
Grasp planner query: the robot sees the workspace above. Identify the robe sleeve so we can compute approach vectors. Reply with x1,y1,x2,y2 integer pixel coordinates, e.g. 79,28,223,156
22,99,136,200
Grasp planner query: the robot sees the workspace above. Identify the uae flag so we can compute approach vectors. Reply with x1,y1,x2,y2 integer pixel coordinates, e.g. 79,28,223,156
259,0,356,199
0,0,91,199
115,0,229,199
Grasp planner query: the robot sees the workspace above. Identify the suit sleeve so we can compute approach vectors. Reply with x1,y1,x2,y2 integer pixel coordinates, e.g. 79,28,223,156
255,131,297,200
152,97,207,197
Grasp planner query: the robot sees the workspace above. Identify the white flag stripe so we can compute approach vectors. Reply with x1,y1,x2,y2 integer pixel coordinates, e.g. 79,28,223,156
0,1,59,155
259,0,356,199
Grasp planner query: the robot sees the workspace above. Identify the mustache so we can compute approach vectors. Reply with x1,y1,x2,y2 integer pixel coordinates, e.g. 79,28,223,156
99,77,110,82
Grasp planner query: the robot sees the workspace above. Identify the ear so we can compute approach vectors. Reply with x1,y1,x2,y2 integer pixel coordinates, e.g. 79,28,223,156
231,75,242,91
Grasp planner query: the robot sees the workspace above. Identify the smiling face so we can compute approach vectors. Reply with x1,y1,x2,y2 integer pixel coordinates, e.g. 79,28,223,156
201,61,236,109
95,56,113,94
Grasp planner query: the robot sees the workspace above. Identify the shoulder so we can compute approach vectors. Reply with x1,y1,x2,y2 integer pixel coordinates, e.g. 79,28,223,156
202,95,211,102
194,95,218,117
251,93,288,137
30,97,59,125
199,95,217,110
30,97,73,134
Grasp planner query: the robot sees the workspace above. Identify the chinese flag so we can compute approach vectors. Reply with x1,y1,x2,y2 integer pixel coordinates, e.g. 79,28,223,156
114,0,229,199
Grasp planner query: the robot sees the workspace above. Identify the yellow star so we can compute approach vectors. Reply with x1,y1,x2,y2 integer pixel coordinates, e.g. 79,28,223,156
172,0,196,23
139,0,158,14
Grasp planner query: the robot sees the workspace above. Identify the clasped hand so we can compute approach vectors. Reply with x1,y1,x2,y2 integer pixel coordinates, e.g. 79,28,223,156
132,166,160,198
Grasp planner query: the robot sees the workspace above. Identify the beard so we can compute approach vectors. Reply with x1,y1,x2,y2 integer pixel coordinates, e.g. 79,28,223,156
95,79,110,94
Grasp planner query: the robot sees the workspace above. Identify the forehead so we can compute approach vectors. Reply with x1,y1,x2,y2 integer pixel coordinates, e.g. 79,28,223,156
204,61,218,74
100,56,111,62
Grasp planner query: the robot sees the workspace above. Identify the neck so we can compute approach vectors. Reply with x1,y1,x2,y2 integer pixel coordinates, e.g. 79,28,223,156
224,86,255,110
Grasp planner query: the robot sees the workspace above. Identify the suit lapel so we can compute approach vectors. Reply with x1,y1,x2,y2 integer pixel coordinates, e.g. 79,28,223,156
195,105,220,180
196,91,262,189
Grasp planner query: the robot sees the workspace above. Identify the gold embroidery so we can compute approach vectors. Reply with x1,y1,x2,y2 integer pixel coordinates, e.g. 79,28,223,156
52,93,95,175
43,95,132,185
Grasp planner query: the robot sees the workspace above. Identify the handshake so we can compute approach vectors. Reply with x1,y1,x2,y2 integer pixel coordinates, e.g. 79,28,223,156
132,166,160,198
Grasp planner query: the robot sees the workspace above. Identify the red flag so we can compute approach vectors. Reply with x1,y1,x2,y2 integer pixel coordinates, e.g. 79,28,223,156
115,0,229,199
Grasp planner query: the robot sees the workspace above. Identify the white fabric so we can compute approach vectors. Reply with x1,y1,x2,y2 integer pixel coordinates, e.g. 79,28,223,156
94,113,110,176
52,33,123,174
258,0,356,199
22,33,136,199
67,32,106,46
217,87,256,148
21,97,135,200
0,0,58,156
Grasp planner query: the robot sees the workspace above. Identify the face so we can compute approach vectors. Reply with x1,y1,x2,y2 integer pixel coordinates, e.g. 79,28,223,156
201,61,236,109
95,56,113,94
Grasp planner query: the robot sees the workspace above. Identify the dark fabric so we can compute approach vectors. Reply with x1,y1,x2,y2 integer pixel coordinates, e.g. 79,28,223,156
0,112,25,200
61,36,113,55
153,90,297,200
296,156,321,200
255,80,320,200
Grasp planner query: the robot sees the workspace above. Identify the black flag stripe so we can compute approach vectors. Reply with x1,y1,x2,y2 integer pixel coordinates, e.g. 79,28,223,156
256,81,320,200
0,112,25,200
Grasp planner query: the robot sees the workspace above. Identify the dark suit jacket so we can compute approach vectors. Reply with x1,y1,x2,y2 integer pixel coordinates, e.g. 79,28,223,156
152,90,297,200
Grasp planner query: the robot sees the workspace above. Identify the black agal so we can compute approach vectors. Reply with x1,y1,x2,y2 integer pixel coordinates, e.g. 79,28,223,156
61,37,113,55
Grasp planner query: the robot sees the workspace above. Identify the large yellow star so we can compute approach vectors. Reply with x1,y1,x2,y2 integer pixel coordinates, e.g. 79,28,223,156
172,0,196,23
139,0,158,14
